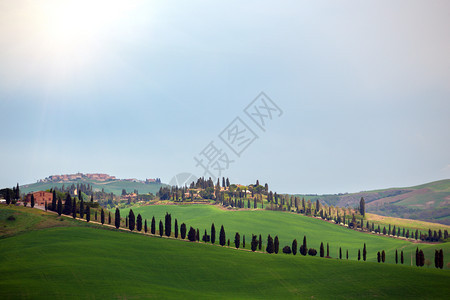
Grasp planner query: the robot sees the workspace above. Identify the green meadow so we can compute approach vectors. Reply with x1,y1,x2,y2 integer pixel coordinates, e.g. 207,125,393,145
1,225,449,299
121,204,450,266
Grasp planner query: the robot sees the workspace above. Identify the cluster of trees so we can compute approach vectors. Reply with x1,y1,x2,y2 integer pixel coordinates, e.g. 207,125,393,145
1,184,20,205
434,249,444,269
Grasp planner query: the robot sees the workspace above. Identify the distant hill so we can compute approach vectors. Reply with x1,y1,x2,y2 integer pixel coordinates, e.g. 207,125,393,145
20,174,167,196
295,179,450,225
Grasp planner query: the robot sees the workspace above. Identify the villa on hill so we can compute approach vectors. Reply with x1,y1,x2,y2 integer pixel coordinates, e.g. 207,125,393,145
26,191,53,206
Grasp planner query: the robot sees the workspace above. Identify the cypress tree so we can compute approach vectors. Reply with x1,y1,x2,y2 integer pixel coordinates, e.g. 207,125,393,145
228,239,230,246
136,214,142,231
108,212,111,225
346,250,348,259
126,217,128,228
293,239,298,256
52,190,57,211
196,228,200,241
435,250,439,268
115,208,120,228
359,197,365,216
327,243,330,257
164,212,171,237
401,250,404,264
382,250,385,263
57,197,62,216
358,249,361,261
274,236,279,254
243,235,245,248
258,234,262,250
80,200,84,219
300,236,307,256
72,199,77,219
64,193,72,215
219,225,226,246
180,223,186,239
234,232,240,248
251,234,258,252
395,249,398,264
211,223,216,244
95,211,97,221
86,206,90,222
159,220,163,237
339,247,342,259
31,194,35,208
151,217,156,234
319,242,324,257
174,219,178,238
128,209,135,231
439,249,444,269
101,208,105,224
363,243,367,261
377,252,380,263
266,235,274,253
144,219,148,233
416,247,419,266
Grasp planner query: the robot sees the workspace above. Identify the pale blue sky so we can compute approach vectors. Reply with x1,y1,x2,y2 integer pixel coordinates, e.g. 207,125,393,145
1,0,449,194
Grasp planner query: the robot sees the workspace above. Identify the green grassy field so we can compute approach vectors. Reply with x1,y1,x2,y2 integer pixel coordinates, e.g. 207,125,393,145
121,204,450,266
1,224,449,299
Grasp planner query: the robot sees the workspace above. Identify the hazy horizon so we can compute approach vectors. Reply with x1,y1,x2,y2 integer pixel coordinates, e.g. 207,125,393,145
1,1,449,194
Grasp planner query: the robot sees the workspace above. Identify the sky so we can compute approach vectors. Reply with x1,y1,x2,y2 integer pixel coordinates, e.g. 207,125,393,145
1,0,449,194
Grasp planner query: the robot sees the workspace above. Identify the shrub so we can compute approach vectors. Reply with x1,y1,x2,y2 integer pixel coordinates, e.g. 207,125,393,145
308,248,317,256
282,246,292,254
7,215,15,221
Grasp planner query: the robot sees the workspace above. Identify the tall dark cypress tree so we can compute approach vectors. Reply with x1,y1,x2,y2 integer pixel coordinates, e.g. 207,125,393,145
86,206,90,222
57,197,62,216
180,223,186,239
80,200,84,219
339,247,342,259
101,208,105,224
327,243,330,257
346,250,349,259
126,217,128,228
136,214,142,231
234,232,240,248
319,242,324,257
274,236,279,254
415,247,419,266
266,235,274,253
401,250,404,264
395,249,398,264
251,235,258,252
435,250,439,268
108,212,111,225
144,219,148,233
151,216,156,234
196,228,200,241
188,227,196,241
382,250,386,263
300,236,307,256
377,252,380,263
31,194,35,208
219,225,226,246
52,190,57,211
174,219,178,238
292,239,298,256
164,212,171,237
159,220,163,237
128,209,135,231
115,208,120,229
72,199,77,219
243,235,245,248
439,249,444,269
258,234,262,251
363,243,367,261
64,193,72,215
211,223,216,244
359,197,365,216
358,249,361,261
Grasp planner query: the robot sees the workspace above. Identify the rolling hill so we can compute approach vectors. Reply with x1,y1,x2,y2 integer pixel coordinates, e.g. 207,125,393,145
296,179,450,225
1,205,449,299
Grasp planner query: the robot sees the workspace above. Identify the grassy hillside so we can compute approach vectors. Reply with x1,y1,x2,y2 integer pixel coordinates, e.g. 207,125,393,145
1,224,449,299
296,179,450,225
121,204,450,266
20,179,165,196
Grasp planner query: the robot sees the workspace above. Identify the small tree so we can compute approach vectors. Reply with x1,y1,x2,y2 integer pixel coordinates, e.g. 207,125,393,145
101,208,105,224
159,220,163,237
283,246,292,254
164,212,171,237
188,226,196,241
31,194,35,208
358,249,361,261
401,250,404,264
57,197,62,216
108,212,111,224
363,243,367,261
319,242,324,257
300,236,307,256
219,225,226,246
382,250,386,263
395,249,398,264
234,232,240,248
327,243,330,257
258,234,262,250
80,200,84,219
377,252,380,263
128,209,135,231
144,219,148,233
243,235,245,248
308,248,317,256
274,236,279,254
339,247,342,259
